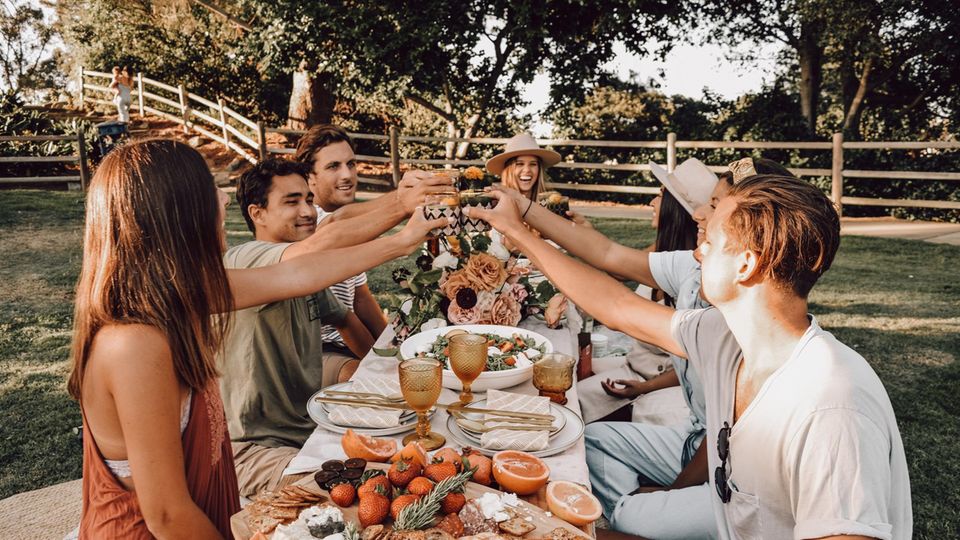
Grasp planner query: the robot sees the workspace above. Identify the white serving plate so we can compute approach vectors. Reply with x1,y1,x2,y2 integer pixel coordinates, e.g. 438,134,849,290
399,324,553,392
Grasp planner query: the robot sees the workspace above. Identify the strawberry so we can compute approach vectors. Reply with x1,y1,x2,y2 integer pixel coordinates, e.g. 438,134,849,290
407,476,434,497
425,460,458,483
329,482,356,507
358,474,393,499
388,458,422,488
432,448,463,471
390,493,421,520
358,492,390,527
440,492,466,514
461,448,493,486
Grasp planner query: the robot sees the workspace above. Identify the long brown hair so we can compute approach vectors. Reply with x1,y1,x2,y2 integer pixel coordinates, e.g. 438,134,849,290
67,139,233,399
501,156,546,201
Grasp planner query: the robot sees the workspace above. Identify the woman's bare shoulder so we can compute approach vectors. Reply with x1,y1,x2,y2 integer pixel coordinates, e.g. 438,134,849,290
88,324,172,375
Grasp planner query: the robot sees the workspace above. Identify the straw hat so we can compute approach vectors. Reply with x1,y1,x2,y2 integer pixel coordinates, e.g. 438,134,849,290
485,133,561,175
648,158,719,215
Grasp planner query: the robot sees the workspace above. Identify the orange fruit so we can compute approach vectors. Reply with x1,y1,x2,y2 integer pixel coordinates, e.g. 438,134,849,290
491,450,550,495
545,481,602,526
391,441,429,468
341,429,398,463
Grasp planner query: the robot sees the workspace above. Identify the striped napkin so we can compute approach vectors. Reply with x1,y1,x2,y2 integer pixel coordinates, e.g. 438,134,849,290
327,378,403,428
480,389,550,451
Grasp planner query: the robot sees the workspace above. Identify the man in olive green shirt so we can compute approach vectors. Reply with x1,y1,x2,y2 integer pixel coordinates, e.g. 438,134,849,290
222,158,452,497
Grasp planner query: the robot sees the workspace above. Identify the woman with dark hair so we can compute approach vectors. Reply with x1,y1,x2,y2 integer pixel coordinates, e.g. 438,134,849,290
68,139,442,538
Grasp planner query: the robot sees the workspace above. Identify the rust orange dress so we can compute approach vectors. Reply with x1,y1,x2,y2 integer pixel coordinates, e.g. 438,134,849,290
79,380,240,538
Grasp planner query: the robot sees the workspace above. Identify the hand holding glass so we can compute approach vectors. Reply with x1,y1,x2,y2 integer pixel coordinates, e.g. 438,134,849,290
399,357,445,450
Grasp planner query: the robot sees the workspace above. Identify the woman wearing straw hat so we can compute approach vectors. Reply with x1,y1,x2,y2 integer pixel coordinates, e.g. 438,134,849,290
486,133,561,202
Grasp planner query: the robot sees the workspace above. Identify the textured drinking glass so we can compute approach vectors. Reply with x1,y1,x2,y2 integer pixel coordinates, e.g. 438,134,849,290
532,353,576,405
448,333,488,405
399,357,445,450
423,191,461,237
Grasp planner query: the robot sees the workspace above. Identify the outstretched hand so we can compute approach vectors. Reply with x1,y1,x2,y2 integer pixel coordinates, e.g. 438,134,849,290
397,208,453,254
397,170,455,215
601,378,647,399
461,189,525,235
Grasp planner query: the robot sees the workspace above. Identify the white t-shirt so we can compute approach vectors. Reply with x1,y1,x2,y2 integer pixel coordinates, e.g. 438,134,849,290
671,308,912,540
316,205,368,347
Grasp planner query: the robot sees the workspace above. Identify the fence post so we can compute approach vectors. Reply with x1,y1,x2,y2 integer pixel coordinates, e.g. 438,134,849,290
78,65,85,111
831,132,844,217
137,72,145,117
666,132,677,172
77,128,89,191
389,125,401,187
177,83,190,134
257,121,267,161
217,98,230,149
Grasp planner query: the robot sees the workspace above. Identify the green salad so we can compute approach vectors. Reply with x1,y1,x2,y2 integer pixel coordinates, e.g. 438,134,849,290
419,332,545,372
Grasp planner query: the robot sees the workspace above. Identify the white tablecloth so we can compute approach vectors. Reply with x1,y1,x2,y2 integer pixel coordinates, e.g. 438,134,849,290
285,317,591,487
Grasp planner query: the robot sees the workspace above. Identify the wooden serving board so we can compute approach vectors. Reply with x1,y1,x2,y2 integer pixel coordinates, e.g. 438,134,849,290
231,463,592,540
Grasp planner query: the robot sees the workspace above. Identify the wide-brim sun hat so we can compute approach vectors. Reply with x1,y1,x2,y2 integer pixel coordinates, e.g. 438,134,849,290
648,158,719,216
486,133,561,175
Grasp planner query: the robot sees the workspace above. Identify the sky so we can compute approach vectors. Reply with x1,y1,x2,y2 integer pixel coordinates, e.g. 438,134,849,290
521,40,785,136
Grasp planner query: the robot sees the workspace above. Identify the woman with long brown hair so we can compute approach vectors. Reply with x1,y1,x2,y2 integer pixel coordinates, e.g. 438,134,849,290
68,139,443,538
486,132,561,202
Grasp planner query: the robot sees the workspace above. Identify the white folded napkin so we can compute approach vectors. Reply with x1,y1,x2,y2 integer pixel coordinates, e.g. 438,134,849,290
480,389,550,451
326,378,403,428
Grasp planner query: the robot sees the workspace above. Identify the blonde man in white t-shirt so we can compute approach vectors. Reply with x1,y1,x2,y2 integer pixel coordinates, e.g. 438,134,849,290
466,175,911,540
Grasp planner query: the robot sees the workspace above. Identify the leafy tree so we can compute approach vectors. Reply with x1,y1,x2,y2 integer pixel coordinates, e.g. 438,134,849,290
1,0,62,100
233,0,695,157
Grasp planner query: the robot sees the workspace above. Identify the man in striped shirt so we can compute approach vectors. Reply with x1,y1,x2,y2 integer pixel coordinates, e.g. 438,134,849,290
295,125,394,376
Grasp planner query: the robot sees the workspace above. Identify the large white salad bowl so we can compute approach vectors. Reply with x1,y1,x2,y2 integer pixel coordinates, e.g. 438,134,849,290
399,324,553,392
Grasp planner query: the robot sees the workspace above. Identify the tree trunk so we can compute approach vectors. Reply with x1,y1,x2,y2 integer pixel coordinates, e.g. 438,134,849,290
843,56,873,138
797,22,823,136
287,61,335,129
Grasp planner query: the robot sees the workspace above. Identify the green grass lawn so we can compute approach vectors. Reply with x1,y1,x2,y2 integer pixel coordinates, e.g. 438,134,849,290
1,189,957,537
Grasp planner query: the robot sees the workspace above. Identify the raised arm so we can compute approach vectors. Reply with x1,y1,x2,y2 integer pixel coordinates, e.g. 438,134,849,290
465,193,684,358
283,172,456,257
494,187,658,288
227,211,448,310
323,170,454,222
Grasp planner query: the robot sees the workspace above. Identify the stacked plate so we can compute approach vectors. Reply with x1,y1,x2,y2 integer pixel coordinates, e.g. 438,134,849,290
306,382,433,436
445,399,585,458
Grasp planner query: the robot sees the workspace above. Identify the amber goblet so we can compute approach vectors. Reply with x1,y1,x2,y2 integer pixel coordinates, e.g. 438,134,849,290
448,333,488,405
399,357,445,450
532,353,576,405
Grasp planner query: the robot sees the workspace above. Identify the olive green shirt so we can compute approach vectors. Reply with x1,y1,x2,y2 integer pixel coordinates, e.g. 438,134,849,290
220,240,348,448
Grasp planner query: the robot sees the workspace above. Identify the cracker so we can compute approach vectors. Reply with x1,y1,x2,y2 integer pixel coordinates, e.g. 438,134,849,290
499,518,536,537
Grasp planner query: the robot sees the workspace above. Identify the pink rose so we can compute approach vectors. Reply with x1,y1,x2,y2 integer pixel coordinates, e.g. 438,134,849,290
508,283,528,304
448,291,496,325
490,293,522,327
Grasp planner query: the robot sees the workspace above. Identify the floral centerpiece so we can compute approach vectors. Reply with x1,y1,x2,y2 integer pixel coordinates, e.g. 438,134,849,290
388,169,567,342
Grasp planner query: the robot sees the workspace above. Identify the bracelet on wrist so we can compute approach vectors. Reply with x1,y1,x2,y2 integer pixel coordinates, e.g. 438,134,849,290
521,198,534,219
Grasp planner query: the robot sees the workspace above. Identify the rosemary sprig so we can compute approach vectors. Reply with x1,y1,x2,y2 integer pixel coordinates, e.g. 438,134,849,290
343,521,360,540
394,468,475,530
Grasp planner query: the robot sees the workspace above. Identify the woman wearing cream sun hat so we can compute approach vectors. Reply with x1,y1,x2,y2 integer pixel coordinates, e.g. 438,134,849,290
486,132,561,202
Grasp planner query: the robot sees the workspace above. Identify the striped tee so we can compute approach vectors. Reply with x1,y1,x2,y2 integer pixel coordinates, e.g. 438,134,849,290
317,205,367,347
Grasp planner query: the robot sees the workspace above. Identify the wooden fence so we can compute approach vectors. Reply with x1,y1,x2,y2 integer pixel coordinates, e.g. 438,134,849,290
76,68,959,215
0,132,89,189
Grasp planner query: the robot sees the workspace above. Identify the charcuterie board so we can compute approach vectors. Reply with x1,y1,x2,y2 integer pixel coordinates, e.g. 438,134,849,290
230,463,592,540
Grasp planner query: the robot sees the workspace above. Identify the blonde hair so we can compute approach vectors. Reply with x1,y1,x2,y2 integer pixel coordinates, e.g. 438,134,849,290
67,139,233,399
501,156,546,201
